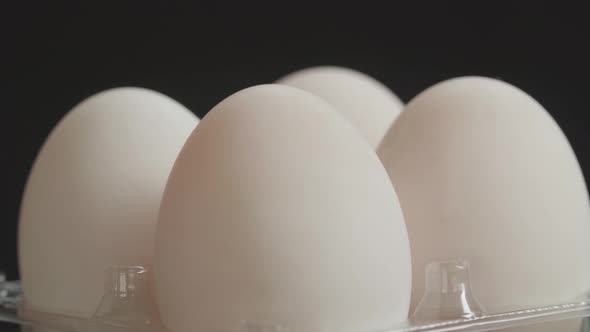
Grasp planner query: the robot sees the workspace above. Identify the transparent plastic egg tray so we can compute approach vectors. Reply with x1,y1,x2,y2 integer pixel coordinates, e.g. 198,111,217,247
1,262,589,332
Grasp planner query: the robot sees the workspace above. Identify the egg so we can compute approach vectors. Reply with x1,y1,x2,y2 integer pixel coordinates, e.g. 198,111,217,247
277,66,403,148
154,84,411,332
18,87,198,318
377,77,590,321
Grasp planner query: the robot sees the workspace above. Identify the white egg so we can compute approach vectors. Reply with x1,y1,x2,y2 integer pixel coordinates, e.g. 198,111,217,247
18,87,199,318
154,84,411,332
378,77,590,322
277,66,403,148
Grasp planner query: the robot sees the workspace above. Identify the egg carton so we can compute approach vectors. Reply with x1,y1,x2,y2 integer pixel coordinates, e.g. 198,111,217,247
1,263,589,332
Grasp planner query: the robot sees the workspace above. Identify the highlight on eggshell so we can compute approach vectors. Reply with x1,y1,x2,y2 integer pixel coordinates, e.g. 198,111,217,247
377,76,590,330
154,84,412,332
18,87,199,319
277,66,404,148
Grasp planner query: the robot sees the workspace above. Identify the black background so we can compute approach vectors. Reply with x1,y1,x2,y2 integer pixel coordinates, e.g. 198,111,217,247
1,2,589,279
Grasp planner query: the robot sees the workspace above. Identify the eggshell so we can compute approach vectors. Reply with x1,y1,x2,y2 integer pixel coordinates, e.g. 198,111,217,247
277,66,403,148
378,77,590,316
18,87,198,318
155,84,411,332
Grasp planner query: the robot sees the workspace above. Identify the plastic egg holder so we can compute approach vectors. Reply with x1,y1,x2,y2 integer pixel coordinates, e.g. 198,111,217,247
12,265,161,332
92,266,160,329
0,272,21,311
2,261,590,332
410,260,484,322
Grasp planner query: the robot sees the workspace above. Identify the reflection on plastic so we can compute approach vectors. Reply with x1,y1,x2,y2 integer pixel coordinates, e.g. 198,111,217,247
411,260,484,322
91,266,160,329
240,321,290,332
0,271,22,311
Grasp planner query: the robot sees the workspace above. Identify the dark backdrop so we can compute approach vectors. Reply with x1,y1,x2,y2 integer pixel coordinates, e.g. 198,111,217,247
2,3,589,279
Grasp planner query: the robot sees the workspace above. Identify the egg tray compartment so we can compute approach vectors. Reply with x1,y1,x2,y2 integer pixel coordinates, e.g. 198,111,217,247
1,264,590,332
3,301,590,332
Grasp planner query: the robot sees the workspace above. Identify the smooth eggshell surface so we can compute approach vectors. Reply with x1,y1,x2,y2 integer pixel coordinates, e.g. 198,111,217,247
277,66,404,148
155,84,411,332
378,77,590,316
18,87,198,318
